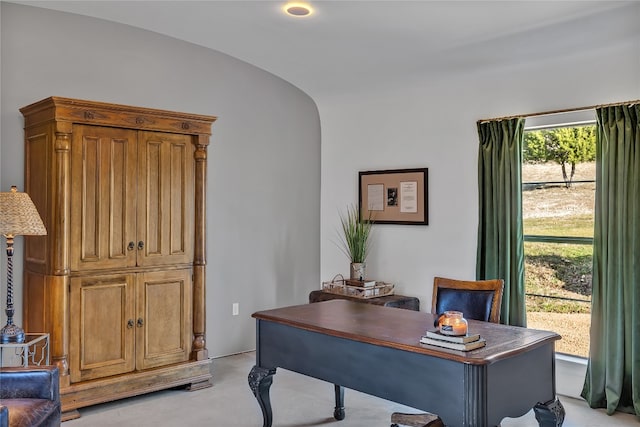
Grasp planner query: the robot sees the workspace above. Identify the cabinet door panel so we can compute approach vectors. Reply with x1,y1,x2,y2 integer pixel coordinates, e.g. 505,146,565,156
24,130,50,271
136,269,192,370
137,132,194,267
70,125,137,271
70,274,136,382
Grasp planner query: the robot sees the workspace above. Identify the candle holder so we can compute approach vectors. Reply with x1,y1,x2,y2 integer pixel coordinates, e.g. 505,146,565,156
437,311,468,336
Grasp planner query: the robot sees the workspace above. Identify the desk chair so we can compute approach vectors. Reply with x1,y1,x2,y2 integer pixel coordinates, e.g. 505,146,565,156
390,276,504,427
431,276,504,323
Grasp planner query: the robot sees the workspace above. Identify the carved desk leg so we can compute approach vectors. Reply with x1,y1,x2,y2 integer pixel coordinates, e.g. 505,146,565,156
249,366,277,427
534,398,565,427
334,384,345,420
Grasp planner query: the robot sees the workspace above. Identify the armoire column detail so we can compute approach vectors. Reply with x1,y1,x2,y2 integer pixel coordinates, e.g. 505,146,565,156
53,128,71,276
192,140,208,359
51,127,72,384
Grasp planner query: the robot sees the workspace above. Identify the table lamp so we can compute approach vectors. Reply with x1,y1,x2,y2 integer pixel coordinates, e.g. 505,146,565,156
0,186,47,343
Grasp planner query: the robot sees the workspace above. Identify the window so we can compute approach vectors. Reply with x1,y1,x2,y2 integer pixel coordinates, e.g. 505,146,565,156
522,112,596,358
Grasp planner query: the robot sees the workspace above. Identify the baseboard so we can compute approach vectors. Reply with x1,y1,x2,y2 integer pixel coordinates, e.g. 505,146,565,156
556,353,587,399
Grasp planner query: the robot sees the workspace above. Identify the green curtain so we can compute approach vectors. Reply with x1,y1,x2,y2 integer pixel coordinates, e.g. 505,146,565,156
582,104,640,415
476,118,526,326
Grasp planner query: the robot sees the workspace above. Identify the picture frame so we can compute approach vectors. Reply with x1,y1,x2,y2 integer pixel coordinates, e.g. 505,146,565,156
358,168,428,225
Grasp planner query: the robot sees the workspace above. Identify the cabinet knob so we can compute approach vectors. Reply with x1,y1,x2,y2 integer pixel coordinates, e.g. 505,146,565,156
127,319,134,329
128,241,135,251
137,318,144,328
138,241,144,250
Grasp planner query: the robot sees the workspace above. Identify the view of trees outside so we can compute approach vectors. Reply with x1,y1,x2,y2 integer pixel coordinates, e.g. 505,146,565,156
522,125,596,358
524,126,596,187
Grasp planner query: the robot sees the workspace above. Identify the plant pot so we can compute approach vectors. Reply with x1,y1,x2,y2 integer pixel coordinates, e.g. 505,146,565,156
350,262,366,281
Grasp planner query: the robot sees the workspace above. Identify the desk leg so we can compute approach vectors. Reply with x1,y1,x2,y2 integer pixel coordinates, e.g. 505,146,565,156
533,398,565,427
334,384,345,420
249,365,277,427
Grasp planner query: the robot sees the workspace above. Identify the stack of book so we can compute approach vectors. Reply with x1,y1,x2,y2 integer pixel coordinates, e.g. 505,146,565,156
420,329,486,351
345,279,377,288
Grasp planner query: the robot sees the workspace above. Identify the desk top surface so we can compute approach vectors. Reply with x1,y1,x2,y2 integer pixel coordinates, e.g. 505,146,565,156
253,300,559,365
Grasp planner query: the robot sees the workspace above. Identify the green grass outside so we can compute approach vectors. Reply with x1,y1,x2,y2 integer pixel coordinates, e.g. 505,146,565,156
523,212,593,314
524,214,594,238
522,161,594,355
524,241,592,314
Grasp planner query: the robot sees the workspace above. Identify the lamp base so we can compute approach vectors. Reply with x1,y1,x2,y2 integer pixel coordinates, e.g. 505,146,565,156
0,323,25,343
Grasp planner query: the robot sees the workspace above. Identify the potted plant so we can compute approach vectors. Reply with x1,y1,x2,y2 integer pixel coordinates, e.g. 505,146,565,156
338,204,373,281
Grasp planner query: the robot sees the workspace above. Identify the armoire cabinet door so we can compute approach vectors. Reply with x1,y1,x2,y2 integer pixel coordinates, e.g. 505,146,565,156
70,125,138,271
136,269,192,370
137,131,195,267
70,273,136,383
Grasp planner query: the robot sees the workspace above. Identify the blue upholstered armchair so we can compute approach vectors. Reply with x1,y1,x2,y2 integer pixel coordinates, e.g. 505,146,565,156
0,365,61,427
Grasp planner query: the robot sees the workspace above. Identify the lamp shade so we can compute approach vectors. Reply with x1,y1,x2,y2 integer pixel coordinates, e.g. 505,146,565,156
0,186,47,237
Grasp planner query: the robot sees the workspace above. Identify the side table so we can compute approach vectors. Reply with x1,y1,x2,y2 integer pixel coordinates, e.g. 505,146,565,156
309,290,420,311
0,333,50,367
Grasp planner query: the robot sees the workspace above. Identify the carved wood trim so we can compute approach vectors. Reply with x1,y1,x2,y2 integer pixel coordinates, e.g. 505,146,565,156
20,97,217,135
52,130,71,276
50,275,70,379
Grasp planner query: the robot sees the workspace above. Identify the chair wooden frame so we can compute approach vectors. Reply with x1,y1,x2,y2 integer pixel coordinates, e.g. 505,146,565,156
391,276,504,427
431,276,504,323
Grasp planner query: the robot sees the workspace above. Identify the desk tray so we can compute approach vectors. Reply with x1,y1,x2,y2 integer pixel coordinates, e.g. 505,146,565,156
322,278,394,299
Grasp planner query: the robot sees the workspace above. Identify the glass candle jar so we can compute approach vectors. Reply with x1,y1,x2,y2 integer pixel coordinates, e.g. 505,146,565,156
438,311,468,336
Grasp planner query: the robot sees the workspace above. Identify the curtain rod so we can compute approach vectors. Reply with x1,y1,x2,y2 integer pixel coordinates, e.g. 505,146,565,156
477,99,640,123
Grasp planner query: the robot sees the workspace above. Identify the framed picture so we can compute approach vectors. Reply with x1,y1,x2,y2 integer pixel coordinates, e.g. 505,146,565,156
359,168,428,225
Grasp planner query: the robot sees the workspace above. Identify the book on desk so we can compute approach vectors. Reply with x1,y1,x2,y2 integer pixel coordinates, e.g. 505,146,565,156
420,329,486,351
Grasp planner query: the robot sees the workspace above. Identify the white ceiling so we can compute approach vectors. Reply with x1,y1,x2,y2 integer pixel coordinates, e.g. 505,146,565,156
10,1,640,99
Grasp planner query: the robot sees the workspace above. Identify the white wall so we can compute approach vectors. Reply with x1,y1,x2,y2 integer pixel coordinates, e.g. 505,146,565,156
0,3,321,357
1,1,639,363
320,38,640,311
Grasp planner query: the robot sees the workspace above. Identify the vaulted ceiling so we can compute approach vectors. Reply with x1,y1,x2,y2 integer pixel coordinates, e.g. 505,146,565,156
11,1,640,99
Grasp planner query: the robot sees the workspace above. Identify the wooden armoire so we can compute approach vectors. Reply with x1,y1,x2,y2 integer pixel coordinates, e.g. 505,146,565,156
20,97,216,420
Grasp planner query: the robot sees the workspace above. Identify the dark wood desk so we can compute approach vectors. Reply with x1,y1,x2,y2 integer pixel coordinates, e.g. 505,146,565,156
249,300,564,427
309,289,420,311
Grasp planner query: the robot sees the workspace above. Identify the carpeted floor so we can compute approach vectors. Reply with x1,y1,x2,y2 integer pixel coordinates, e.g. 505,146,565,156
64,351,637,426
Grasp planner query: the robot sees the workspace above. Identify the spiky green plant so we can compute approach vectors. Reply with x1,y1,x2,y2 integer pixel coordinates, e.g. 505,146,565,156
338,205,373,263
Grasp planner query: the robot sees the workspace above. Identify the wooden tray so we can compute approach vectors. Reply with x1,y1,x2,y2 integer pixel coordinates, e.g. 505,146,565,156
322,277,394,299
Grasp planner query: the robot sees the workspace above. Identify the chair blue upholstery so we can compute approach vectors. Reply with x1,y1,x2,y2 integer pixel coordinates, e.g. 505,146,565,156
432,277,504,323
0,405,7,427
435,288,496,322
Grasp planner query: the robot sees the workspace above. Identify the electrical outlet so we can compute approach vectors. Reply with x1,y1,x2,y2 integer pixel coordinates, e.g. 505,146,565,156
232,303,239,316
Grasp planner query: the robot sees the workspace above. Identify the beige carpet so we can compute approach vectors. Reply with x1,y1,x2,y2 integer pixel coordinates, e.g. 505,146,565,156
64,351,637,426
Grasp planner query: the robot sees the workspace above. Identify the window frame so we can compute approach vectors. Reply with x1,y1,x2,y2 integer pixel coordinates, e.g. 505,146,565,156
522,114,597,358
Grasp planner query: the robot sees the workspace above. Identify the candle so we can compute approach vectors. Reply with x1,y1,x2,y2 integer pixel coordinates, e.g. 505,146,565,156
450,321,468,336
438,311,469,336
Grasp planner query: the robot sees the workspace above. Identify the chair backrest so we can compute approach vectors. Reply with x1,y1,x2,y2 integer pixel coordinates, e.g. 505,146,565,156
431,277,504,323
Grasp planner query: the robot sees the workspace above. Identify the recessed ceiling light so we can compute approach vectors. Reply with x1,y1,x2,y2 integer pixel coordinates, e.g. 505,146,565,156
284,2,313,17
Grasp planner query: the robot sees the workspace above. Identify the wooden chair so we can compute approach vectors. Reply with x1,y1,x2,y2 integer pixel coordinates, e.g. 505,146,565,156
390,276,504,427
431,276,504,323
